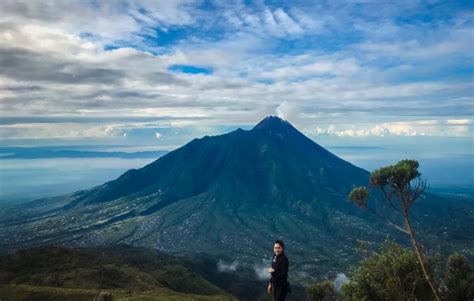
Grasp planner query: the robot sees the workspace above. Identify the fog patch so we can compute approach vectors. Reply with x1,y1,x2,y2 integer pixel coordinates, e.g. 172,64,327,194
217,259,238,272
334,273,349,293
254,258,271,281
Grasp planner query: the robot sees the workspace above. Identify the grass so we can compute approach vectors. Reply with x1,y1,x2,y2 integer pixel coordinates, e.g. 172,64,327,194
0,284,237,301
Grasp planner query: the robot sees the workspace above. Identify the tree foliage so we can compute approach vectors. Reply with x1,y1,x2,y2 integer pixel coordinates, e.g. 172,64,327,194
370,159,420,187
351,159,426,214
369,159,426,213
348,186,368,208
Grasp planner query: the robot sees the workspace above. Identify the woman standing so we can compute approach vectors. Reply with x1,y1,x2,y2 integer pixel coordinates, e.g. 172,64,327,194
267,239,290,301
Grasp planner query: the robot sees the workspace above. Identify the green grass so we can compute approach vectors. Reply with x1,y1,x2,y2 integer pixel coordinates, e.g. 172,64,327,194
0,245,236,299
0,284,236,301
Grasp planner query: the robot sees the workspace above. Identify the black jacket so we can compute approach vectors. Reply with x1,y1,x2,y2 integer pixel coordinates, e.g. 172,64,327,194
270,253,289,286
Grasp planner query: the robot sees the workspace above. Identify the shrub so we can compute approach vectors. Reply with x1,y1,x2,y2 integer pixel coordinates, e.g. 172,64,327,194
306,280,337,301
443,253,474,301
341,241,435,301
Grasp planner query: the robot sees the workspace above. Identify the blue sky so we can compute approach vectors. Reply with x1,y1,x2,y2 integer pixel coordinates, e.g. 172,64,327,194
0,0,473,152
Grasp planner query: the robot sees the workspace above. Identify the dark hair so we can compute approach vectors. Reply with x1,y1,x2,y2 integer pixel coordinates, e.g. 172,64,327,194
274,239,285,249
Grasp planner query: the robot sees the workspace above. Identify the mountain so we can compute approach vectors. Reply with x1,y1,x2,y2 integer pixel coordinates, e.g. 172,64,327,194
1,116,473,283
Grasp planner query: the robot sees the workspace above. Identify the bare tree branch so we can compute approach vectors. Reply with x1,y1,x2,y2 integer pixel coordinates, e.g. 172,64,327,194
365,203,409,235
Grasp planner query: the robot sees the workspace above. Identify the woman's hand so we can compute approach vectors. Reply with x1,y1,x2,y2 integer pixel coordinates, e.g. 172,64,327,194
267,283,272,294
268,267,275,273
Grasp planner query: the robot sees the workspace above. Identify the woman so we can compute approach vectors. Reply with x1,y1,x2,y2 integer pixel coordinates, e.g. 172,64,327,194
267,239,290,301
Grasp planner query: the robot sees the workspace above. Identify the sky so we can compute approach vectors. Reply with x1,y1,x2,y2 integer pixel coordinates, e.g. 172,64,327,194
0,0,473,151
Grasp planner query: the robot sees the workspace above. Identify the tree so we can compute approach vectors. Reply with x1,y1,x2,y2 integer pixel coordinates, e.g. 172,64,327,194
348,159,441,301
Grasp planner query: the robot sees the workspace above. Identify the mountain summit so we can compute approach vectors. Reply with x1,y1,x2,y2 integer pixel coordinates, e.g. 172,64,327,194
253,115,294,132
253,115,314,142
2,116,472,280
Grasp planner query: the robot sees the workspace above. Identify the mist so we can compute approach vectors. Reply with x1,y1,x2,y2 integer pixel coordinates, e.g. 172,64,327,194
217,259,239,272
254,259,272,281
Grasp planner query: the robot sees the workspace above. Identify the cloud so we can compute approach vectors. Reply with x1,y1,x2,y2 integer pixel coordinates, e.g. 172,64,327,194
334,273,349,293
217,259,239,272
218,4,311,38
273,8,304,35
0,0,472,144
447,119,471,125
310,119,472,137
0,48,125,84
257,58,361,81
0,0,199,45
0,122,127,139
276,101,300,121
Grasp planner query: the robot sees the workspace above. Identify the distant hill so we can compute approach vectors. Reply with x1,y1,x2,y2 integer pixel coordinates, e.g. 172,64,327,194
1,116,473,283
0,147,167,159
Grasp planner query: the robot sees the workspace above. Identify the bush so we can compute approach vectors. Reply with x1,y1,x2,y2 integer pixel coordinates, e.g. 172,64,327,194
341,241,435,301
306,280,337,301
443,253,474,301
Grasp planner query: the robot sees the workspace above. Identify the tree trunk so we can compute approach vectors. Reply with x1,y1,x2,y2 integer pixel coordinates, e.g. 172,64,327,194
404,216,441,301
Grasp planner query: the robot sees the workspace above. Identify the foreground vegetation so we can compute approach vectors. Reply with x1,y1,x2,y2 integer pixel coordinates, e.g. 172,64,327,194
0,284,235,301
306,241,474,301
320,159,474,301
0,245,237,301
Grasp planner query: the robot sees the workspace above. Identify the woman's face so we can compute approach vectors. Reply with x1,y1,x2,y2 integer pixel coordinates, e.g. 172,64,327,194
274,243,283,255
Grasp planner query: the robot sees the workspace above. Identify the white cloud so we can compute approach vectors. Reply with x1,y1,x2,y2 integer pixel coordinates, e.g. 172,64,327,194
217,4,315,38
276,101,300,121
447,119,471,125
0,0,199,45
310,119,471,137
273,8,304,35
0,123,127,139
257,58,360,80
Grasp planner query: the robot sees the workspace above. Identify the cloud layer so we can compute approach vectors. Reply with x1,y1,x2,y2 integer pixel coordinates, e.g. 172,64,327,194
0,0,472,145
